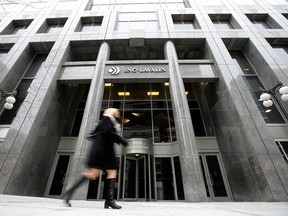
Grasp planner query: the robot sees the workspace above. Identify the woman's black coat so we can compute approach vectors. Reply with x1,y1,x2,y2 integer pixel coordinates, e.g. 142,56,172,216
86,116,127,170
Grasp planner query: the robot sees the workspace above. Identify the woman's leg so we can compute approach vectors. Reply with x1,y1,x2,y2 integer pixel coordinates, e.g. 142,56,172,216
82,168,102,180
63,168,102,207
104,169,121,209
105,169,117,179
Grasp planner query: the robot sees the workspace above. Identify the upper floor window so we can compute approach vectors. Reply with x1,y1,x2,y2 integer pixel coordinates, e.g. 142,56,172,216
0,53,48,125
117,12,158,32
271,44,288,64
282,14,288,20
76,17,103,32
172,14,199,30
246,14,282,30
0,43,13,60
86,0,190,11
276,141,288,163
229,50,285,124
38,18,67,34
0,20,33,35
209,14,241,29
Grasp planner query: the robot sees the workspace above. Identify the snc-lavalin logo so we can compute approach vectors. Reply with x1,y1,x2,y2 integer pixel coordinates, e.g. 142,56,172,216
108,66,120,75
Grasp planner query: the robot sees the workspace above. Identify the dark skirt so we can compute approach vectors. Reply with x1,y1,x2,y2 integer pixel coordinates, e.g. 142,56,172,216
86,135,117,170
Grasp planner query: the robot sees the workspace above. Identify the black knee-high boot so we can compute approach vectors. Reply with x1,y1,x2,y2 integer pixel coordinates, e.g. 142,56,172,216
104,178,122,209
62,176,87,207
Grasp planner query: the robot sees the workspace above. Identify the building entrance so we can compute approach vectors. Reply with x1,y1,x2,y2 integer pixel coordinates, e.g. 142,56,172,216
45,152,73,198
199,153,231,201
119,154,154,201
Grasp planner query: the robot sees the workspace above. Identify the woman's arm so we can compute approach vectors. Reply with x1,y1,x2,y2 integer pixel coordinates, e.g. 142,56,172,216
99,117,128,146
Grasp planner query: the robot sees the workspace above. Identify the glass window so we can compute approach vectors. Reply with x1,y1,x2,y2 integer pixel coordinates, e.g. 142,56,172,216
185,83,207,136
44,23,64,34
173,156,184,200
230,50,285,123
118,12,158,32
0,54,48,125
212,20,234,29
81,22,101,32
0,44,12,59
173,20,197,30
242,76,285,123
9,24,28,35
102,83,175,143
276,141,288,162
251,20,272,29
155,158,175,200
271,44,288,64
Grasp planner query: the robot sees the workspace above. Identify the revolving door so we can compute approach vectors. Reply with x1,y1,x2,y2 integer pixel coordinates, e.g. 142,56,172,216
119,138,155,201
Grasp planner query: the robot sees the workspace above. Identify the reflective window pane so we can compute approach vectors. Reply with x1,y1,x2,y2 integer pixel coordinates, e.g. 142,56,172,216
44,24,64,33
155,158,175,200
102,83,175,143
212,20,234,29
251,20,272,29
271,44,288,64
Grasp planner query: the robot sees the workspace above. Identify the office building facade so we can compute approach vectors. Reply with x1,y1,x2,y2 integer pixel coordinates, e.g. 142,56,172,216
0,0,288,202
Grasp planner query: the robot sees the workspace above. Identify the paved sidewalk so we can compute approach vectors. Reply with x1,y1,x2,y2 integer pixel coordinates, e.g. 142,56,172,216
0,194,288,216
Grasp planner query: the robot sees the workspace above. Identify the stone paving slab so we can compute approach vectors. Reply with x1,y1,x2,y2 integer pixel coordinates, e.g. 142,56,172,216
0,194,288,216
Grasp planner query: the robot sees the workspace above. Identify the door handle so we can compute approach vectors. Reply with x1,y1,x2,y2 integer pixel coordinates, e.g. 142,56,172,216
62,174,67,184
209,174,214,186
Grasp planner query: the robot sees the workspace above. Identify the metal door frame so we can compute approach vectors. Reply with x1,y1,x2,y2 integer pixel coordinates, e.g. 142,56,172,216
200,152,232,201
44,151,73,198
120,154,151,201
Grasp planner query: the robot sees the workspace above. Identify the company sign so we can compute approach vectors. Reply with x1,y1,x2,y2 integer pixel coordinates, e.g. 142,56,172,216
107,66,167,76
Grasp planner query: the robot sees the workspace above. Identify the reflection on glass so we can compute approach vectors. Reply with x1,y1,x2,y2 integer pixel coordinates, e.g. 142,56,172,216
185,83,206,136
205,155,227,197
155,158,175,200
251,20,272,29
173,156,184,200
102,83,175,143
49,155,70,196
212,20,234,29
271,45,288,63
229,50,285,123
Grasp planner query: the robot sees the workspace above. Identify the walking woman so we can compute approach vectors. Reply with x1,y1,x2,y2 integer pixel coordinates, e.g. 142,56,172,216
62,108,128,209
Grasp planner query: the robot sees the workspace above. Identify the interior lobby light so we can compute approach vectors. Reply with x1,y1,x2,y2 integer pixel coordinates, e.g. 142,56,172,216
132,113,142,117
105,83,112,87
164,82,169,86
185,91,189,95
123,118,130,124
147,92,159,96
118,92,130,96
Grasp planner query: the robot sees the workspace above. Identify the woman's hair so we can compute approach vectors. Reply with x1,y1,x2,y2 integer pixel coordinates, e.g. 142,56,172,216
104,108,119,116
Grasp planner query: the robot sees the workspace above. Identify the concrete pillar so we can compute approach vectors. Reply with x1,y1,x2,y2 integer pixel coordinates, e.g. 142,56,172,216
164,41,207,202
65,42,110,200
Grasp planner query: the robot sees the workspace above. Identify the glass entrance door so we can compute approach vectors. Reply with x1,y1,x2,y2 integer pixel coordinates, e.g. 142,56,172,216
200,153,231,201
120,154,153,201
45,152,73,198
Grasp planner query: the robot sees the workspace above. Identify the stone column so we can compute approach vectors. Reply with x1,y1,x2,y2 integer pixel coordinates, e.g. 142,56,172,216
164,41,207,202
65,42,110,200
